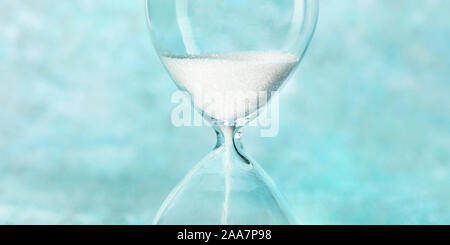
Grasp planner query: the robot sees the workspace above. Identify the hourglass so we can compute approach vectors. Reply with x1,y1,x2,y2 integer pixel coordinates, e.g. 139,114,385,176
146,0,318,225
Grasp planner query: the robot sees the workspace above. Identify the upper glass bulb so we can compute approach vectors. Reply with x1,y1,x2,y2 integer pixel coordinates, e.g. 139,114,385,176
147,0,319,126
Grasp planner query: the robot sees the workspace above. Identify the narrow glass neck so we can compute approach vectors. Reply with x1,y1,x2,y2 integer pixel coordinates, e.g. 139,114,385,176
213,125,250,165
215,126,236,147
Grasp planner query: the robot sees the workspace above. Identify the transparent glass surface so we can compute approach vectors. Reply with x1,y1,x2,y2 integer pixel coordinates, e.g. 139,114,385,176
146,0,319,225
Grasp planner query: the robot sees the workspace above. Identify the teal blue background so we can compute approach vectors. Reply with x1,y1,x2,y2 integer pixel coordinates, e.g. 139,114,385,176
0,0,449,224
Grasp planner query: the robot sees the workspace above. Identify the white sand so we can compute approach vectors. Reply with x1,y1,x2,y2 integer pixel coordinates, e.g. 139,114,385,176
162,52,299,122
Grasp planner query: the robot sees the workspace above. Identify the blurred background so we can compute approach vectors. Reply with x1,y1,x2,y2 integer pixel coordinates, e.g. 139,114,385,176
0,0,449,224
